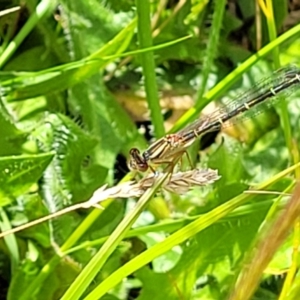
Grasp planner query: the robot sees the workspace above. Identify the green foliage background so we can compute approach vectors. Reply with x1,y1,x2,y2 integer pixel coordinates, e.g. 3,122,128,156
1,0,300,299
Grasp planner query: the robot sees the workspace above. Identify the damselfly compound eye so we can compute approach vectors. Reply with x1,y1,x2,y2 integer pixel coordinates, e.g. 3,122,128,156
128,148,149,172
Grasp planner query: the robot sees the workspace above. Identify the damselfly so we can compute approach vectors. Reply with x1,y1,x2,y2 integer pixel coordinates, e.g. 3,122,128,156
129,65,300,173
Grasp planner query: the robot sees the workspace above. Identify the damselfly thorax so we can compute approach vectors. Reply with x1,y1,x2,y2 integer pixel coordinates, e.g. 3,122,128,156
128,117,211,173
129,65,300,173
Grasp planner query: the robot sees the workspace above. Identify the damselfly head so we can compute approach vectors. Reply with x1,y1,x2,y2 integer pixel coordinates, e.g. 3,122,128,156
128,148,149,172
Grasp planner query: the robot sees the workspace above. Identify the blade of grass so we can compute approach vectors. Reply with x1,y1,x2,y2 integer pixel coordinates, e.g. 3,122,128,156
19,202,110,300
279,220,300,300
260,0,293,167
2,34,191,102
60,173,169,300
171,22,300,133
0,208,19,274
229,181,300,300
85,162,300,299
136,0,165,138
196,0,226,103
19,167,132,300
0,0,55,68
2,19,137,101
260,3,299,294
65,195,292,255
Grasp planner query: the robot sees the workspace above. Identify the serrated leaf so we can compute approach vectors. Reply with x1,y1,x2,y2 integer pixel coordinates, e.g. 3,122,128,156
33,113,102,209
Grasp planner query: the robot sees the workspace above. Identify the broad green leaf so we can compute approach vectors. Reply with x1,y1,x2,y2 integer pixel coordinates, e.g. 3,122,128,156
0,152,54,206
135,207,269,300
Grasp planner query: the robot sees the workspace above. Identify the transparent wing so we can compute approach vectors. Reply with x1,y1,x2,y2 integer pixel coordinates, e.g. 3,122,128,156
176,65,300,137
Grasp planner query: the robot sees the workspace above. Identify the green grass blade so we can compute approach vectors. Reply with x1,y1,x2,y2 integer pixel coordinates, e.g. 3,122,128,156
85,162,300,298
61,173,169,300
197,0,226,102
171,22,300,133
0,0,55,68
136,0,165,138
